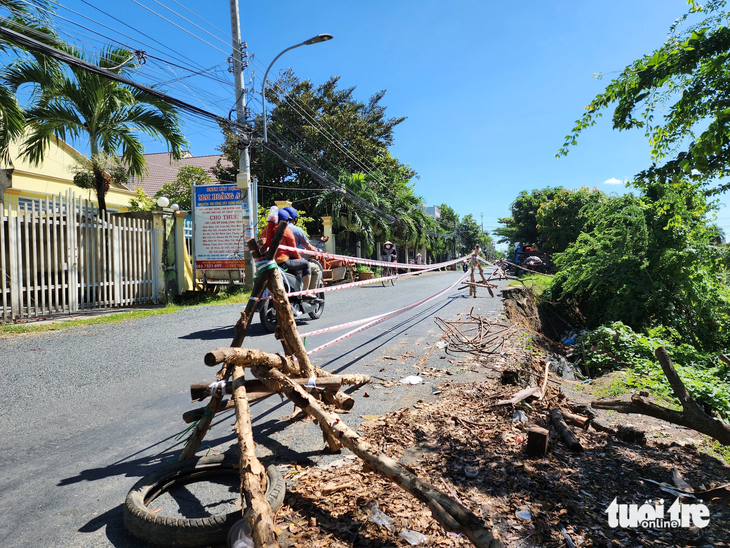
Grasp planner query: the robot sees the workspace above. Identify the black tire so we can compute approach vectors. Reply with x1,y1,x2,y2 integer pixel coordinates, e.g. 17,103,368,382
123,454,285,548
259,300,277,333
308,282,325,319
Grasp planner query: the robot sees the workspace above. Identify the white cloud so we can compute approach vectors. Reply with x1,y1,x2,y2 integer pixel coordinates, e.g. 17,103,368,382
603,177,623,185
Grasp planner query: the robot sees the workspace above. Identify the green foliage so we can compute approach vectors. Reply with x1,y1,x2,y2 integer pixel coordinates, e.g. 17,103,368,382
495,187,565,247
3,45,188,211
72,170,95,190
545,180,730,349
558,1,730,193
535,187,608,254
155,165,212,211
128,187,156,211
578,322,730,420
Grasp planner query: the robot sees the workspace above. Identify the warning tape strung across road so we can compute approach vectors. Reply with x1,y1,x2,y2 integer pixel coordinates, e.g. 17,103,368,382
304,271,471,356
284,256,468,299
248,257,467,303
279,244,443,270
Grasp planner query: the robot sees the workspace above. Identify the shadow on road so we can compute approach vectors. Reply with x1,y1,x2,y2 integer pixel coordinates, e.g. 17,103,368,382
318,294,465,375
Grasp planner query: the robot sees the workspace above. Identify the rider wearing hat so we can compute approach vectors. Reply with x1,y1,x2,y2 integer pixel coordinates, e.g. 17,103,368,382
382,240,397,263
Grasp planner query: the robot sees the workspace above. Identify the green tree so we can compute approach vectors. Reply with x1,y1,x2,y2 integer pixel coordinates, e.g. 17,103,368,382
495,187,564,248
546,179,730,350
3,46,188,212
535,187,607,254
558,1,730,193
0,1,60,164
154,165,213,211
215,70,415,219
315,172,386,255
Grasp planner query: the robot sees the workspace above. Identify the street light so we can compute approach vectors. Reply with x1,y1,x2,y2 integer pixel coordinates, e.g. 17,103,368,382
262,34,333,143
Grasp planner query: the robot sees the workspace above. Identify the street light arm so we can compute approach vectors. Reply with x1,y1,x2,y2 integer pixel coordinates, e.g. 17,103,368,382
262,34,332,143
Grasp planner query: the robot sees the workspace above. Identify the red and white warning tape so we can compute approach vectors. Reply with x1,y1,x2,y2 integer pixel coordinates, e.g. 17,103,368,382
304,271,471,355
284,256,467,299
278,244,450,270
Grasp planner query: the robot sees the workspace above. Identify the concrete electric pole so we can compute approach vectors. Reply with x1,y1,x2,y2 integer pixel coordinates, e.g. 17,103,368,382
229,0,254,290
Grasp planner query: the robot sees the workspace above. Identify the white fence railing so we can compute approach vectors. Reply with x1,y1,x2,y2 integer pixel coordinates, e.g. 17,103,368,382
1,189,157,322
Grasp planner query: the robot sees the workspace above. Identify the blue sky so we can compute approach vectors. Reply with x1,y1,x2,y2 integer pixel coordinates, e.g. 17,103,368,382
44,1,730,246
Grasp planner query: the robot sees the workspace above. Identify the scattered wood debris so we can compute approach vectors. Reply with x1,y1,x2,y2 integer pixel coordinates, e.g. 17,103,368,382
277,326,730,548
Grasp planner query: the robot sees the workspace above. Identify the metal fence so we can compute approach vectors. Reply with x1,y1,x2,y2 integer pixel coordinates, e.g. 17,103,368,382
1,189,157,322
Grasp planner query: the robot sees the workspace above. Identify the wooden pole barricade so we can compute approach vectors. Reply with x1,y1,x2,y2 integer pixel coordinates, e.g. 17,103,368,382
178,221,289,461
250,365,504,548
177,226,504,547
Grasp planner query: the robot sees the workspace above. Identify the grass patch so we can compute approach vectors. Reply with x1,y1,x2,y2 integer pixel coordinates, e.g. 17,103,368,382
708,440,730,466
507,273,552,295
0,287,250,337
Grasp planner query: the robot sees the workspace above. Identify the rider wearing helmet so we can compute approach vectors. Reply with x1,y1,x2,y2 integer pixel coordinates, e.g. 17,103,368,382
259,207,314,296
283,206,322,290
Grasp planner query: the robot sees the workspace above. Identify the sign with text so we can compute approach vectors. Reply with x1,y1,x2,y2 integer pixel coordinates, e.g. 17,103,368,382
193,184,245,270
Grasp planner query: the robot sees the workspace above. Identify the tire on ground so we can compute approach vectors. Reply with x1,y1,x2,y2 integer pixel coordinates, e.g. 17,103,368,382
123,453,285,547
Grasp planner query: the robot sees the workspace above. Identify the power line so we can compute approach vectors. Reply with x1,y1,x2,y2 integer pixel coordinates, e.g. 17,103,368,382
0,23,241,130
128,0,232,59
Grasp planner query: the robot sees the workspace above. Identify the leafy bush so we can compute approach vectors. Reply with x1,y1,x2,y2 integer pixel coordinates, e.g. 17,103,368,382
579,322,730,420
545,181,730,350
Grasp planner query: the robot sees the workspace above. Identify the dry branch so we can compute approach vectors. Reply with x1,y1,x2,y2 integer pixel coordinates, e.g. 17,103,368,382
592,346,730,446
250,365,504,548
550,408,583,452
231,366,279,547
494,386,541,406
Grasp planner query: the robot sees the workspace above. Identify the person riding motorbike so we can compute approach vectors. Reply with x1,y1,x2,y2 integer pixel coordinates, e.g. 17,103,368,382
283,206,323,290
259,207,319,301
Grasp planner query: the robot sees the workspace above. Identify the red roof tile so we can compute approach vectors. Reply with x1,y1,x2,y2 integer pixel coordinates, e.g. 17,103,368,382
129,152,234,196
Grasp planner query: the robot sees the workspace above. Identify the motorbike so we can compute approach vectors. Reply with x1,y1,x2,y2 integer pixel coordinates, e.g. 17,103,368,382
257,259,325,333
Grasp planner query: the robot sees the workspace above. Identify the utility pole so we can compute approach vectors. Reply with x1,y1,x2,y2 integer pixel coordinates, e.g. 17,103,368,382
229,0,254,290
453,220,457,259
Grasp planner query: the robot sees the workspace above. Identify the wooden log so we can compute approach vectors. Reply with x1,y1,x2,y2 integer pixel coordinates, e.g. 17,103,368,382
550,408,583,452
179,221,289,461
231,366,279,548
204,347,371,385
525,426,550,457
191,377,345,401
323,390,355,411
562,409,590,429
204,347,299,373
591,347,730,446
267,268,315,378
250,365,504,548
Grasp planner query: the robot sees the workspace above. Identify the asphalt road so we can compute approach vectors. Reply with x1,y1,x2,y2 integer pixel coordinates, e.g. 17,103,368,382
0,270,507,548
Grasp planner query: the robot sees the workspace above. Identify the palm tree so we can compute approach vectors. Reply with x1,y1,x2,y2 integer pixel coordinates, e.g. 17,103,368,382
316,172,387,255
0,0,60,164
3,46,188,212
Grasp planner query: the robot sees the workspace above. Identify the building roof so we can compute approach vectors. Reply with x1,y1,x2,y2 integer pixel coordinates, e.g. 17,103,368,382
129,152,233,196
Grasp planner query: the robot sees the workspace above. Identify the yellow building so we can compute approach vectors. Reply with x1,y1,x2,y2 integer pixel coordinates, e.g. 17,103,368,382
0,137,135,212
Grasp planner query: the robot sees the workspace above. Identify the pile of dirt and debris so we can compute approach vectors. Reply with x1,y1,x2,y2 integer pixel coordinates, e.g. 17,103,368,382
274,314,730,548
